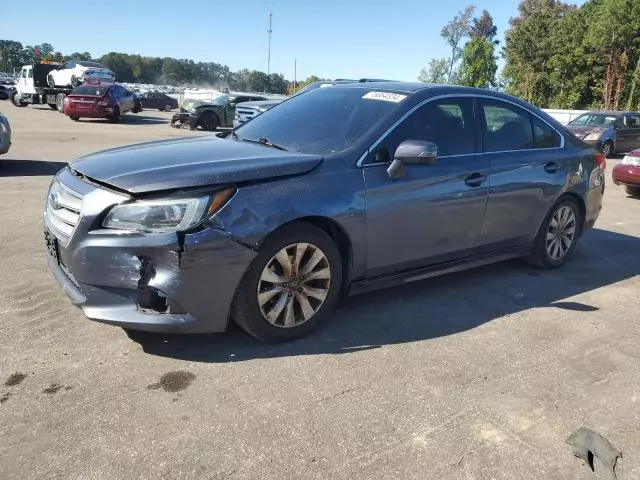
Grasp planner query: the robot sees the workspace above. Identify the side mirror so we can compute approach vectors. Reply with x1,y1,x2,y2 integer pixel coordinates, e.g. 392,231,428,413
387,140,437,179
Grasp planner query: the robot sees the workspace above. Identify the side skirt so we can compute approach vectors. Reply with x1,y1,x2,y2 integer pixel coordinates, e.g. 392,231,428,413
348,246,531,296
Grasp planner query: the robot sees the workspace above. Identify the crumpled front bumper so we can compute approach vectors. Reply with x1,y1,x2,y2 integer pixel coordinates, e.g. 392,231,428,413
170,112,197,129
45,168,257,333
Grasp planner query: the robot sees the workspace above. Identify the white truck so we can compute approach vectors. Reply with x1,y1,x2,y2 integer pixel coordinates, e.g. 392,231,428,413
12,63,75,112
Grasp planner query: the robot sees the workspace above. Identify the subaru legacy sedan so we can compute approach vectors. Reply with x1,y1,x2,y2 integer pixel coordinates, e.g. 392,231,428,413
44,83,605,341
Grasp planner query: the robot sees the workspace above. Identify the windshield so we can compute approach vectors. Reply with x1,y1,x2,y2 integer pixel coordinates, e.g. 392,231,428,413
570,114,618,126
77,61,105,69
71,85,107,96
234,87,407,155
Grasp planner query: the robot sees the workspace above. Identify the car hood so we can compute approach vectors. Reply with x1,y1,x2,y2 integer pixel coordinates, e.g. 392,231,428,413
238,99,284,110
566,124,606,138
70,136,323,194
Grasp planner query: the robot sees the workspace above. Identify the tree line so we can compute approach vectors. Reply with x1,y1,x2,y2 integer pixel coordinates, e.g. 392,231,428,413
0,40,313,95
419,0,640,110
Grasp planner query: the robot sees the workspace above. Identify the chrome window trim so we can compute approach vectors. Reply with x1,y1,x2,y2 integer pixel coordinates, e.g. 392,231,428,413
356,93,566,168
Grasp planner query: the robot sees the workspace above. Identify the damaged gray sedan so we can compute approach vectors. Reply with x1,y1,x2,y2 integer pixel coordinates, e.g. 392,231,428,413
44,82,604,341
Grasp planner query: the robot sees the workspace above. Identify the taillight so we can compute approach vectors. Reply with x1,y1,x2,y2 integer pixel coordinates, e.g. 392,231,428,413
594,152,606,170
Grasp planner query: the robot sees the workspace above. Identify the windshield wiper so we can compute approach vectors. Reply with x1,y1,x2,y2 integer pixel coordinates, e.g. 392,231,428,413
239,137,288,151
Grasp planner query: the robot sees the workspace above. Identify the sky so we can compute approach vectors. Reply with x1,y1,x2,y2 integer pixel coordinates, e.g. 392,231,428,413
0,0,587,83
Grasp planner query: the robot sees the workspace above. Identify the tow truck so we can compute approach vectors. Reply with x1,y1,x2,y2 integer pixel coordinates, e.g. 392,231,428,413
11,62,74,112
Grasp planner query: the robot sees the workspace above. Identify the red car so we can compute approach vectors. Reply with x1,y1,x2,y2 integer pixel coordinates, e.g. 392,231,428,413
612,149,640,198
63,82,141,123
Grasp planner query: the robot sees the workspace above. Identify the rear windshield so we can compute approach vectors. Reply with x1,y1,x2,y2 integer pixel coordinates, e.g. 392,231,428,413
72,85,108,96
235,87,407,155
77,61,105,69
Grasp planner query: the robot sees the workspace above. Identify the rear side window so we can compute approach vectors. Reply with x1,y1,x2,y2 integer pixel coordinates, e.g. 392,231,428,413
481,100,533,152
532,116,561,148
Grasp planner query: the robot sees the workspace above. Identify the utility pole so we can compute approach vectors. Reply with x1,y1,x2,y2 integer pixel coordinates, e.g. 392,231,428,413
267,6,273,76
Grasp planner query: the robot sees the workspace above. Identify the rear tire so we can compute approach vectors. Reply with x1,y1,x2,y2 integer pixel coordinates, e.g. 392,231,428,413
56,93,66,113
164,104,172,112
71,75,80,87
48,103,57,110
625,185,640,198
108,106,121,123
525,197,581,269
70,116,79,121
47,74,56,88
232,224,343,342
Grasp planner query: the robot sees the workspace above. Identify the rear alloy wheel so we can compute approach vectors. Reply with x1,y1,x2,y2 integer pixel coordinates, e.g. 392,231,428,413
526,197,581,269
625,185,640,198
232,224,342,342
601,140,613,158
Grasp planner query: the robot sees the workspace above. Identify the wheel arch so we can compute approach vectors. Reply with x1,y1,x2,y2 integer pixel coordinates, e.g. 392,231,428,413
258,216,354,293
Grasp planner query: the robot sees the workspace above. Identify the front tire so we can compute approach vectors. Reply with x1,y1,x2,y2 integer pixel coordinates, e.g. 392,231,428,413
625,185,640,198
11,91,27,107
48,103,57,110
164,104,172,112
601,140,613,158
526,197,581,269
232,224,343,342
69,116,79,121
196,112,219,131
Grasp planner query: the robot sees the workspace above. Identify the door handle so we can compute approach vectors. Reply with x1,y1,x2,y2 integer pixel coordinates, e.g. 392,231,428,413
464,173,486,187
544,162,561,173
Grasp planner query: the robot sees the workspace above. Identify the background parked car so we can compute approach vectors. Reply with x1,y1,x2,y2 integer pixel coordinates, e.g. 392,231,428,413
171,94,266,131
233,99,283,127
0,80,15,100
612,148,640,198
47,60,115,88
0,111,11,154
63,83,140,123
137,92,178,111
566,111,640,157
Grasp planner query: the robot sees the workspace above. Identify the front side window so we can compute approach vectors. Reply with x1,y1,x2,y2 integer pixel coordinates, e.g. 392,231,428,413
379,98,477,159
570,114,618,126
481,100,534,152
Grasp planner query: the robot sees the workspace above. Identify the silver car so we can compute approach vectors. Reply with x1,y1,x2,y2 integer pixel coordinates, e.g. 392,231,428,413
0,111,11,155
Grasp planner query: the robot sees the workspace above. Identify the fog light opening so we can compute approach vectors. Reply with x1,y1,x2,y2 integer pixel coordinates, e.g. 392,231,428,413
137,287,169,314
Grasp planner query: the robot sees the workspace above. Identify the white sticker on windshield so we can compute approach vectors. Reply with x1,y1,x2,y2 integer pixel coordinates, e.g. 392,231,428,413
362,91,407,103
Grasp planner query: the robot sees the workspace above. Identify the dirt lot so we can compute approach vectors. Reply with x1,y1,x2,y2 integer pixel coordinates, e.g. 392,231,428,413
1,104,639,480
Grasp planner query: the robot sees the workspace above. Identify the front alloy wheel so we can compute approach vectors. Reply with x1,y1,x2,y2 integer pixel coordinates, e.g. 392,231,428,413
257,243,331,328
232,223,342,342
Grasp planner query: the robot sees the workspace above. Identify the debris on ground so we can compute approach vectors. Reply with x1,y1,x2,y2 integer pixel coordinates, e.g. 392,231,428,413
566,427,622,479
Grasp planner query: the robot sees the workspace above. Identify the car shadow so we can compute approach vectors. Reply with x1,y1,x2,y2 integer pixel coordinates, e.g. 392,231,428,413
0,159,67,177
79,115,168,126
127,228,640,363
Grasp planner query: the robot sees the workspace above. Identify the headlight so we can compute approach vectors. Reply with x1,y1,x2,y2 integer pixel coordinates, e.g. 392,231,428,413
583,132,601,141
258,106,270,112
102,189,234,233
622,155,640,166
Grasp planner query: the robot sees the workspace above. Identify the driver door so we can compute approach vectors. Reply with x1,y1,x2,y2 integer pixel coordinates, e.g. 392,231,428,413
363,97,489,277
617,114,640,152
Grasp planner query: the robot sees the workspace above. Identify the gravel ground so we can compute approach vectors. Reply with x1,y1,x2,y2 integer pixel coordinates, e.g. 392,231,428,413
1,104,639,480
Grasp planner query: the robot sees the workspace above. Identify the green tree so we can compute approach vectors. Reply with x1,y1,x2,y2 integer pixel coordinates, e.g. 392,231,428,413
418,58,448,83
458,38,497,88
470,9,498,43
0,40,24,71
67,51,92,61
440,5,475,83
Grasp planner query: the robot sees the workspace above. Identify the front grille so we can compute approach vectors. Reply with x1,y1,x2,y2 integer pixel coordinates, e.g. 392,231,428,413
235,107,260,124
45,180,83,243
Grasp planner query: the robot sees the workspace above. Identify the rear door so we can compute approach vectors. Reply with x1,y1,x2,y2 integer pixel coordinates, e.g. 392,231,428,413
478,98,566,251
363,96,490,276
618,114,640,152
